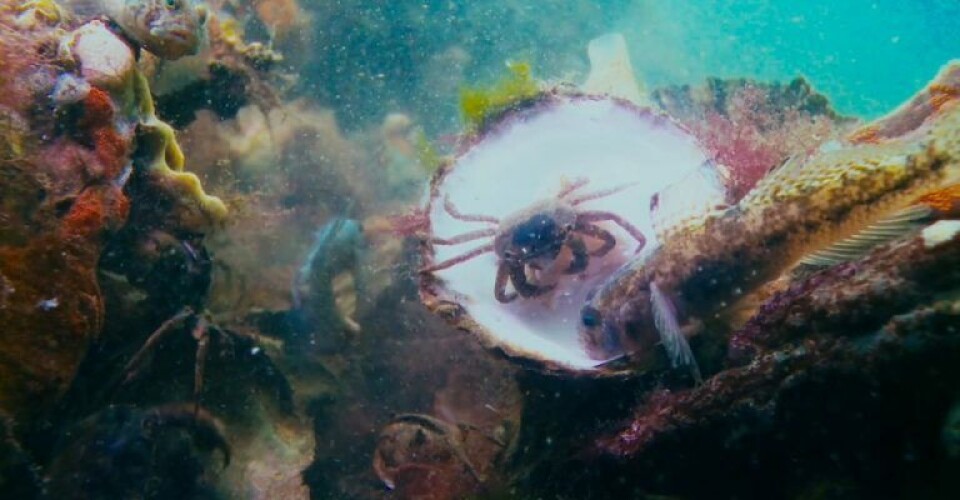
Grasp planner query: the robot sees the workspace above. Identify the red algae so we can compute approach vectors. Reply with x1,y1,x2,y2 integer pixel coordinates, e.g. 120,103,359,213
653,78,850,200
0,236,102,420
60,185,130,241
78,87,128,177
688,85,838,200
0,12,222,424
915,184,960,218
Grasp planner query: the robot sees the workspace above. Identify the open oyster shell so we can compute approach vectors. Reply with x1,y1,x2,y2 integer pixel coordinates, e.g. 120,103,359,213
419,93,723,375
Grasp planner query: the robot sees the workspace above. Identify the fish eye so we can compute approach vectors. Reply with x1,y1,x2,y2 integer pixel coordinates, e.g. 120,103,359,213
581,306,602,327
165,0,179,10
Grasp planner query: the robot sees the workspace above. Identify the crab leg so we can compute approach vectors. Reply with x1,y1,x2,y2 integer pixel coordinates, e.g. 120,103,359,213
444,196,499,224
574,221,617,256
569,181,640,206
510,263,555,298
121,307,195,384
143,404,231,467
192,317,210,416
579,210,647,251
557,177,591,199
421,243,495,273
431,228,497,245
564,237,590,274
494,263,516,303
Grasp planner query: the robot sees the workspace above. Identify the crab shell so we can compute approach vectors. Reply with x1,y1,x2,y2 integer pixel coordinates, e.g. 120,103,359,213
491,199,577,260
419,92,719,376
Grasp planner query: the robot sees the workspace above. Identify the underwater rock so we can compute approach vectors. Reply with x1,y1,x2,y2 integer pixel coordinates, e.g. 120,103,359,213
509,64,960,499
0,410,40,498
729,219,960,361
601,220,960,455
64,20,136,90
0,11,223,423
575,298,960,498
147,5,287,128
0,236,105,420
46,404,230,499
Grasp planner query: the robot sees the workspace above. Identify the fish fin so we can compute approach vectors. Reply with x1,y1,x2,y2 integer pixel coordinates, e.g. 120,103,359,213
799,204,935,267
581,33,649,106
652,160,729,240
650,281,703,384
593,353,631,370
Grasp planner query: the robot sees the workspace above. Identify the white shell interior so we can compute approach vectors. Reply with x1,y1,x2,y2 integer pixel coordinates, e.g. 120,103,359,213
428,97,715,370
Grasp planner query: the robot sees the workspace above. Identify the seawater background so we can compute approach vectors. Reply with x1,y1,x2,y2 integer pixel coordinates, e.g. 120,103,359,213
292,0,960,133
620,1,960,118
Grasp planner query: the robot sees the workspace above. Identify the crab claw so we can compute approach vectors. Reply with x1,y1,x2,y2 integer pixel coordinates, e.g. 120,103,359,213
142,404,232,468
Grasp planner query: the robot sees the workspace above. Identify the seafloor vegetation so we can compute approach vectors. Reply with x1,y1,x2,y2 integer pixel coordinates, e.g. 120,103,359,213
1,1,959,499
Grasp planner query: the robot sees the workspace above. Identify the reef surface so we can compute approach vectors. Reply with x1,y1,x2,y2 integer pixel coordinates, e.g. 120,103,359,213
0,2,959,499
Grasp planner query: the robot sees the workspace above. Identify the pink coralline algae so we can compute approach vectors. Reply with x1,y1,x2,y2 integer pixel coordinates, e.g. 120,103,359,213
653,78,853,200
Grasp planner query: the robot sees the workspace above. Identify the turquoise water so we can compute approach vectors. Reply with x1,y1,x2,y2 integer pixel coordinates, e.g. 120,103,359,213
302,0,959,131
618,0,960,118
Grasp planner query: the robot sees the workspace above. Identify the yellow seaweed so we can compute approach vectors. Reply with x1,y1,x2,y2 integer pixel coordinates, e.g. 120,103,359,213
413,128,442,174
14,0,63,27
132,69,228,230
459,61,542,131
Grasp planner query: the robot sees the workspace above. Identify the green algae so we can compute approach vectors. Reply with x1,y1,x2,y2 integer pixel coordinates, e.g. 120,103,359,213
459,61,542,132
412,128,443,174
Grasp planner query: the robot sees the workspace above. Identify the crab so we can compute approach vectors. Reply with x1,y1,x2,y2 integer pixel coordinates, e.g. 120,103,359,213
113,305,291,418
373,413,508,491
422,178,647,303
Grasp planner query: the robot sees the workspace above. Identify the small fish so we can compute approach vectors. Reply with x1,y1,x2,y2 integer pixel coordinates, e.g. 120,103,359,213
579,103,960,378
291,217,366,337
70,0,207,59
